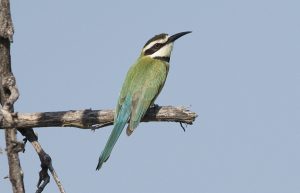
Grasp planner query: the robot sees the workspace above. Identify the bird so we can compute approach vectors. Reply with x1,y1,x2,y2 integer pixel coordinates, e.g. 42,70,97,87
96,31,191,170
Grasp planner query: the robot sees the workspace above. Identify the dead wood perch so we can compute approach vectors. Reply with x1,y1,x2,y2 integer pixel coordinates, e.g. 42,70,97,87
0,106,197,129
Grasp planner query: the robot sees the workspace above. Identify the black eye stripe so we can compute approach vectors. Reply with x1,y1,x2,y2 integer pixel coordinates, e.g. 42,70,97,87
154,43,161,48
144,42,166,55
143,33,168,48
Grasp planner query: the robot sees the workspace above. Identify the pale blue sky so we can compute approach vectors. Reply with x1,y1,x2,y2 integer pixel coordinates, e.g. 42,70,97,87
1,0,300,192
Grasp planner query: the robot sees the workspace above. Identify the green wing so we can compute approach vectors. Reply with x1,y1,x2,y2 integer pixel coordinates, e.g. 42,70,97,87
126,58,169,136
115,63,137,118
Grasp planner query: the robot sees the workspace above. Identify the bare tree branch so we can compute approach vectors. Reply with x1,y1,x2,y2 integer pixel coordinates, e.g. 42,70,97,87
17,129,66,193
1,1,66,192
4,129,25,193
33,142,66,193
0,106,197,130
0,0,24,192
0,0,14,41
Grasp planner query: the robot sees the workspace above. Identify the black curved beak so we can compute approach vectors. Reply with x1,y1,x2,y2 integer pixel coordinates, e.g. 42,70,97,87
168,31,192,43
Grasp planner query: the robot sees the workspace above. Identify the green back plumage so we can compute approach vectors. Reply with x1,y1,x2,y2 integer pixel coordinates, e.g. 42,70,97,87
118,56,169,135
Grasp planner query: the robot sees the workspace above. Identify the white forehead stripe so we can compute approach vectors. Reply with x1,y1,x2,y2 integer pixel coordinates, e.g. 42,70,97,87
142,36,169,53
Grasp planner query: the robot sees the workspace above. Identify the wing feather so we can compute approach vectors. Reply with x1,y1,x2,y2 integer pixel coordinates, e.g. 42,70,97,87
126,58,169,135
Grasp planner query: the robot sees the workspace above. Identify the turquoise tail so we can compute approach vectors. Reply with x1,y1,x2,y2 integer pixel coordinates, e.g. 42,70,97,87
96,96,131,170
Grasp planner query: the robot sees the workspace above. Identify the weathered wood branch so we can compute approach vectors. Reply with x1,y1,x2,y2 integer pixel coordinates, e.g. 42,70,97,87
1,1,66,192
0,106,197,129
0,0,25,192
0,0,14,41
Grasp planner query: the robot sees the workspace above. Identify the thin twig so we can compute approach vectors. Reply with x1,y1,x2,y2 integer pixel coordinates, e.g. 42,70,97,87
18,128,66,193
32,142,66,193
179,122,186,132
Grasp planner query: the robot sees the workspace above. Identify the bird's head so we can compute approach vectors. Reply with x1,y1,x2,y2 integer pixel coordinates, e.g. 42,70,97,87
141,31,191,62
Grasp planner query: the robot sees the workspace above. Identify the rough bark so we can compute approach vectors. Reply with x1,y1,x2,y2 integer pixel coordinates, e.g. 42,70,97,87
1,1,67,193
0,0,25,193
0,106,197,129
0,0,14,41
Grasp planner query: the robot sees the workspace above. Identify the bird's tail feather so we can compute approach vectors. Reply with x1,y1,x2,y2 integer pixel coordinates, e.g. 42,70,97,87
96,96,131,170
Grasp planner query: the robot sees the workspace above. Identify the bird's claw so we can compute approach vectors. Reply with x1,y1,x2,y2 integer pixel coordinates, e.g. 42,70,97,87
150,103,159,108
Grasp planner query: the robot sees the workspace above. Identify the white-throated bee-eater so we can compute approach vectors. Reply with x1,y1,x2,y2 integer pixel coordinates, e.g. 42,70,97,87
96,31,192,170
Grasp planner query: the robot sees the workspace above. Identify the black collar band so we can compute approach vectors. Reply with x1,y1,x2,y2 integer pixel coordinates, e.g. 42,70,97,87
154,56,170,62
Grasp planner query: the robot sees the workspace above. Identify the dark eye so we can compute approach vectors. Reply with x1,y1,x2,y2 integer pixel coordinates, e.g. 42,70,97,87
153,43,160,48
